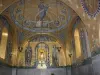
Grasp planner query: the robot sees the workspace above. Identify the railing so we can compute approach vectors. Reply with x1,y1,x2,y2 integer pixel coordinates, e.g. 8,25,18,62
0,60,71,69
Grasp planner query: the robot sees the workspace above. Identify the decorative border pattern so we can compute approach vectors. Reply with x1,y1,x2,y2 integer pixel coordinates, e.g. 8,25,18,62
80,0,100,17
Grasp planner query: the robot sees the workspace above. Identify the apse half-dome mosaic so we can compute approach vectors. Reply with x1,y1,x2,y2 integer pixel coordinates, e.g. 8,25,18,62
9,0,72,32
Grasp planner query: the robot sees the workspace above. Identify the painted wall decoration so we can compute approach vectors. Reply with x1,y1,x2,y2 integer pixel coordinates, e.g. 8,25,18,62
80,29,88,59
25,43,32,66
30,34,56,42
6,39,12,64
17,31,24,45
80,0,100,17
91,39,100,56
9,0,72,32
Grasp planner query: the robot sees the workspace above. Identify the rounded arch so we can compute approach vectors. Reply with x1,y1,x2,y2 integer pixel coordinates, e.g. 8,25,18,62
23,33,64,50
28,34,65,49
71,15,91,59
35,42,49,65
0,27,8,59
22,33,67,64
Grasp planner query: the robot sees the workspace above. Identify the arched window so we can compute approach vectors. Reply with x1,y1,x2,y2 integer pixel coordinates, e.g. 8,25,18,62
0,27,8,59
74,28,82,58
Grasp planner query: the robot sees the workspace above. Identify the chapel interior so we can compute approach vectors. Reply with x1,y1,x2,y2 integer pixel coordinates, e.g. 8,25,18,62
0,0,100,75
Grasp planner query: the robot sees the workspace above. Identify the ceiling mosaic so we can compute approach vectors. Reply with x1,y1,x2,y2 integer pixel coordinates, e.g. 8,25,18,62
8,0,73,32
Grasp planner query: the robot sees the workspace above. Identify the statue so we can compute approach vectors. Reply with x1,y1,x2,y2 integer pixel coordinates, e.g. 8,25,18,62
25,42,32,66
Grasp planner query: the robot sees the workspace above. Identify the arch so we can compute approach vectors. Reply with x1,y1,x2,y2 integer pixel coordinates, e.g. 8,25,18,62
35,42,49,64
23,33,67,65
35,42,49,69
74,28,82,58
0,27,8,59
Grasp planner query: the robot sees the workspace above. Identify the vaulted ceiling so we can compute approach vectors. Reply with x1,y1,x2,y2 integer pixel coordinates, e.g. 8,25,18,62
0,0,100,25
0,0,99,48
